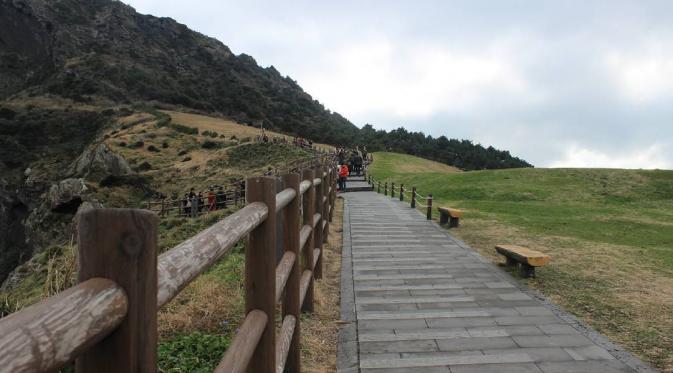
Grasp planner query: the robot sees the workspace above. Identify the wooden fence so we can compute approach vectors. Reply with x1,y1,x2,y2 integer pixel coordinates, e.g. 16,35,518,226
0,161,338,373
366,174,434,220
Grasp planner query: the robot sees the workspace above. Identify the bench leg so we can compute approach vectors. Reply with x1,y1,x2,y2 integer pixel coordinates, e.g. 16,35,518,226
439,213,449,225
505,257,517,267
520,264,536,278
449,217,459,228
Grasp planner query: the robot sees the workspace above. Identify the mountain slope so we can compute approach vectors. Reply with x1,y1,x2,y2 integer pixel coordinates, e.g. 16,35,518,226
0,0,360,144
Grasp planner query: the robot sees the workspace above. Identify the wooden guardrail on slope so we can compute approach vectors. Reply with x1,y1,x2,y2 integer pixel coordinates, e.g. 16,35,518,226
0,162,338,373
367,173,434,220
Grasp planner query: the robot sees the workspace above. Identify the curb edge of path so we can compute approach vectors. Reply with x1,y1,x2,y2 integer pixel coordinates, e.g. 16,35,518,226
337,196,359,373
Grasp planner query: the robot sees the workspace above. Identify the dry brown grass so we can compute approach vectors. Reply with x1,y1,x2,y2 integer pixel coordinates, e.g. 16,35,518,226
164,111,334,151
300,197,343,372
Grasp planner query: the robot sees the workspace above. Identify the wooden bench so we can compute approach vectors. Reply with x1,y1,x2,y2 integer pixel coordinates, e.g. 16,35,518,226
495,244,550,278
437,207,464,228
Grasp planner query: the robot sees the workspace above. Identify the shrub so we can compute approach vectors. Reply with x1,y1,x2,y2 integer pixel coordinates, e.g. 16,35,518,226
147,145,160,152
161,142,169,148
178,150,188,156
135,161,152,171
171,123,198,135
182,156,192,162
129,141,144,149
201,140,223,149
118,141,127,147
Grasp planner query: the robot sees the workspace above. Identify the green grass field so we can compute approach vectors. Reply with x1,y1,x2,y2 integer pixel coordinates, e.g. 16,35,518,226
368,152,673,371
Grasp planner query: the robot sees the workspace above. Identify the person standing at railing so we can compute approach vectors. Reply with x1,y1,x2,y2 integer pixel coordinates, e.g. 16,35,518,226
207,188,216,211
338,163,349,192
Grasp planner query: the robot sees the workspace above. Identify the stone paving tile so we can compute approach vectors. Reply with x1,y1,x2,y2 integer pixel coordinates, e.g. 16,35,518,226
339,191,645,372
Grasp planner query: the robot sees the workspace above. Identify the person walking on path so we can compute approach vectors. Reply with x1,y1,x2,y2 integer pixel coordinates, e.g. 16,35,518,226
338,163,349,192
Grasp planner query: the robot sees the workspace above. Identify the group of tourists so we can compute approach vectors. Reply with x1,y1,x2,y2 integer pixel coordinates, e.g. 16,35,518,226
179,181,245,217
255,130,315,150
335,146,371,192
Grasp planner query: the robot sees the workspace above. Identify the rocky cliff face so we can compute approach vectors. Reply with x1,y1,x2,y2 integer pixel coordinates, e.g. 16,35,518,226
0,0,360,145
0,105,112,283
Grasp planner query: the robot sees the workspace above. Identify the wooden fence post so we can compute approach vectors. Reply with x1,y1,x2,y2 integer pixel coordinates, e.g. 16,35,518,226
377,181,381,194
391,182,395,198
384,182,388,196
329,168,336,222
314,168,324,280
427,194,433,220
76,208,158,373
282,173,301,373
400,184,404,201
246,177,277,373
411,187,416,208
301,169,315,312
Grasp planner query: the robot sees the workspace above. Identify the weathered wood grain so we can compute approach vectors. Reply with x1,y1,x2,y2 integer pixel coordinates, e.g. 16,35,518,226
156,202,268,308
275,315,297,373
299,270,313,308
215,310,268,373
76,208,158,373
299,180,312,195
301,169,316,312
245,177,277,373
281,173,301,373
299,224,312,250
275,252,297,303
0,278,127,373
275,188,297,213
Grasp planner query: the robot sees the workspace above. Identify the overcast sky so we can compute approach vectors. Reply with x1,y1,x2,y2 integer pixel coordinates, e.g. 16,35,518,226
125,0,673,169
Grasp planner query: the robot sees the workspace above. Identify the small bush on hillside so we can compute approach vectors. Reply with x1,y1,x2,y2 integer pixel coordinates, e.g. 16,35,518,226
171,123,198,135
118,141,127,147
201,130,219,138
201,140,223,149
147,145,160,152
178,150,188,156
129,141,144,149
182,156,192,162
156,116,171,128
161,142,169,148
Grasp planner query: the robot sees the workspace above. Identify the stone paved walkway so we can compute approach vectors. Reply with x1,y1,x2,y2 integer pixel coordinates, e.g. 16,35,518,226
338,190,655,373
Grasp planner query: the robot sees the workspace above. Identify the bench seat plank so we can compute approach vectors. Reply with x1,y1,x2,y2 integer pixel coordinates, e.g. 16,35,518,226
437,207,464,218
495,244,550,267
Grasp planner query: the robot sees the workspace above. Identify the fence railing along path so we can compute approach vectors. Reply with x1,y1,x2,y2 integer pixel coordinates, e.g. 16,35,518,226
0,161,337,373
366,173,434,220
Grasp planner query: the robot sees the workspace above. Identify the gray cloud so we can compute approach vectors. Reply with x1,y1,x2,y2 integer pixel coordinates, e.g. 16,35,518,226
125,0,673,168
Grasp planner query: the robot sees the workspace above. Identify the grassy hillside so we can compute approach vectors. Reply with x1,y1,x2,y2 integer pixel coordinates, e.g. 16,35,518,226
0,106,342,371
368,151,673,371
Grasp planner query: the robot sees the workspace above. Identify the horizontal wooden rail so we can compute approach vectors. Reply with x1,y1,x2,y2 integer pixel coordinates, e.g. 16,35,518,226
157,202,268,308
216,310,268,373
299,270,313,307
299,225,312,249
275,315,297,373
299,180,312,194
275,188,296,212
0,278,128,373
275,252,297,302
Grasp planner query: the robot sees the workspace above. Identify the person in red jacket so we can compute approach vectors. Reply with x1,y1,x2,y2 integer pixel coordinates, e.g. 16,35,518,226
338,163,349,192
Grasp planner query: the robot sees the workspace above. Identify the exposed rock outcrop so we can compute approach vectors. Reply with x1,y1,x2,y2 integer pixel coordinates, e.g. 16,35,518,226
48,178,87,213
70,143,133,182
